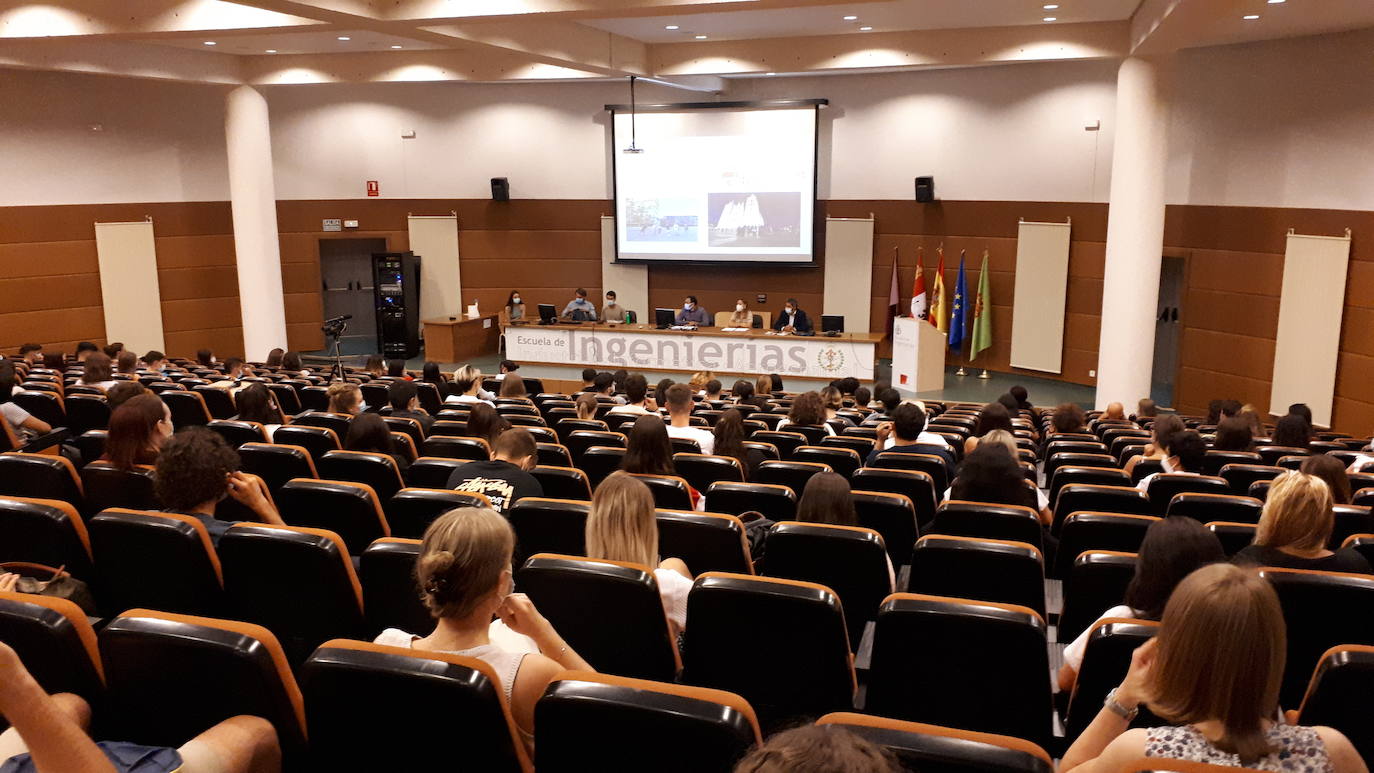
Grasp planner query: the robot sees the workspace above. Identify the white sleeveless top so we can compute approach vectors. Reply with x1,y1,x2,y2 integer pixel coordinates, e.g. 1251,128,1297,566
373,629,527,705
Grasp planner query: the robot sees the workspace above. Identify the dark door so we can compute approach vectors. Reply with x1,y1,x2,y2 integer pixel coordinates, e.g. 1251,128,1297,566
1151,256,1185,409
319,238,386,352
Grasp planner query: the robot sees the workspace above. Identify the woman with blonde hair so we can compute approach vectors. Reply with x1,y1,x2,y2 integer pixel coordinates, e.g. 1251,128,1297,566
374,507,593,746
326,381,362,415
754,374,773,397
445,364,493,406
688,371,713,393
1060,563,1366,771
585,471,693,636
1235,471,1371,573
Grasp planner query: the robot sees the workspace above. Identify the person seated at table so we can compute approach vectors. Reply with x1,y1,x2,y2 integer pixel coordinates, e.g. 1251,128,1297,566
726,298,754,328
772,298,813,334
675,295,709,327
560,288,598,321
502,290,525,326
608,374,655,416
602,290,625,323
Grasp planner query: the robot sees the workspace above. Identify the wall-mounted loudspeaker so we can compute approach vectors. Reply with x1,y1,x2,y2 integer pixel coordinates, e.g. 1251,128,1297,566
491,177,510,202
915,176,935,203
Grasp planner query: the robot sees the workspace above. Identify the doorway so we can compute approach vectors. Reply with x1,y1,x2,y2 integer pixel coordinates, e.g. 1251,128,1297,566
1151,255,1185,409
319,238,386,354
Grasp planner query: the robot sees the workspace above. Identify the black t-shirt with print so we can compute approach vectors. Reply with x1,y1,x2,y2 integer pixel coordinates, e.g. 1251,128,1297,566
445,459,543,513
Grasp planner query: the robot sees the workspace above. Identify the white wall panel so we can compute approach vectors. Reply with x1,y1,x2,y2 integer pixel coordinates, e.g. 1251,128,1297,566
408,215,461,320
1270,230,1351,428
1010,220,1072,374
94,220,166,352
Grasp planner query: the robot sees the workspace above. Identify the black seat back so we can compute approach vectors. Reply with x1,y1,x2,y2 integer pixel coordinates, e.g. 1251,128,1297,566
530,465,593,501
672,453,745,493
928,501,1044,554
238,442,317,493
704,481,797,521
0,592,104,704
1064,619,1162,741
1295,645,1374,764
275,478,390,554
360,538,432,637
0,452,84,511
385,488,490,539
656,510,753,576
1260,567,1374,707
271,425,341,465
764,522,889,644
817,712,1054,773
509,498,590,566
909,535,1046,617
318,450,406,502
1054,512,1156,579
88,509,224,617
1058,550,1138,642
206,419,268,448
0,496,93,579
81,461,158,514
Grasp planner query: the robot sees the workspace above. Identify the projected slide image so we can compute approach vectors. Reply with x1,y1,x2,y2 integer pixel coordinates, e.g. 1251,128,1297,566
707,192,801,248
625,197,700,242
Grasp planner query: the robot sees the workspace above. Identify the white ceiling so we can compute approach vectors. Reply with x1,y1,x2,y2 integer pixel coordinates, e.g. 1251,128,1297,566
148,29,443,55
578,0,1142,43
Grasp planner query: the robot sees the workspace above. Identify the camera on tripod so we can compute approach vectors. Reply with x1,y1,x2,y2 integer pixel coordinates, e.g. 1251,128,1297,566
322,314,352,338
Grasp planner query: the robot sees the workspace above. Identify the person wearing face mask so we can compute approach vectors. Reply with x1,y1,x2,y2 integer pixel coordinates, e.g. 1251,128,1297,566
502,290,525,326
773,297,813,334
602,290,625,323
727,298,754,328
675,295,710,327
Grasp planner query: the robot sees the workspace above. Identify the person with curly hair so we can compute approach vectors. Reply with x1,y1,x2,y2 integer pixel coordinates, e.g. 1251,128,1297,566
154,427,285,544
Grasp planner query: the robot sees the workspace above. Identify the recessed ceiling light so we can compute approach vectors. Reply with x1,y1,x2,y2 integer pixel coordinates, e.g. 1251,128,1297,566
843,15,858,21
390,45,403,49
766,71,776,75
265,49,277,53
1267,0,1284,3
203,41,216,45
337,35,351,41
665,24,679,30
1043,4,1059,8
859,25,873,31
1242,14,1259,19
1043,17,1057,22
695,34,708,39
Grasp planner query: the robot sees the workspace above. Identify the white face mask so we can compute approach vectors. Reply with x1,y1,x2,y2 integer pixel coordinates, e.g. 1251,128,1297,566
512,296,521,304
786,307,795,315
684,302,693,310
736,303,745,312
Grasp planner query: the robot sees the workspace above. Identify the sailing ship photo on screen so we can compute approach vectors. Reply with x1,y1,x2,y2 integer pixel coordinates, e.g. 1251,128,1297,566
707,192,801,247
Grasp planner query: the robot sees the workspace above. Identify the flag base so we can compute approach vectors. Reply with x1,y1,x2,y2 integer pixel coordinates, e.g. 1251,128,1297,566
978,369,990,379
955,367,967,376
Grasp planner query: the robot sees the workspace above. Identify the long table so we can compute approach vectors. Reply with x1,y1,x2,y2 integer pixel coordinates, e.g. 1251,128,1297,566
505,323,881,380
422,314,500,362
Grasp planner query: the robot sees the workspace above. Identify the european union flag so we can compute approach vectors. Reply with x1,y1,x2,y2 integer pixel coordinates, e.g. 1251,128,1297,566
948,250,968,352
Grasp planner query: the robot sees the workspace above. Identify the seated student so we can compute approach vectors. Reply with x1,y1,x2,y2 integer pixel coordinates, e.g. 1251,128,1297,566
1271,413,1313,449
497,376,527,399
663,383,714,454
687,371,710,393
1124,414,1185,479
621,414,702,510
965,402,1013,455
592,372,623,404
280,350,308,377
375,507,593,747
446,428,543,513
232,383,283,436
115,350,139,376
755,374,774,398
731,380,770,411
1289,402,1313,426
949,443,1051,526
1049,403,1087,436
195,349,216,368
444,365,494,407
0,640,281,773
326,382,362,415
106,381,148,411
871,387,901,420
733,724,903,773
154,427,287,545
851,386,871,413
463,403,508,451
1302,453,1351,504
386,359,408,379
770,373,786,394
586,471,694,636
1135,397,1157,420
1136,429,1207,493
78,352,119,392
675,295,709,327
74,341,98,363
0,362,51,439
796,471,894,591
103,342,124,359
869,403,955,467
726,299,754,328
701,379,724,402
1100,401,1126,422
574,392,600,421
17,343,43,366
141,349,168,373
495,360,519,381
502,290,526,327
601,290,624,323
712,408,767,476
579,368,598,393
363,355,385,377
388,380,433,434
607,374,655,416
1235,471,1372,574
776,391,836,437
209,357,252,391
1058,517,1226,690
1238,406,1266,439
654,378,675,408
344,413,410,472
612,369,629,396
102,393,173,470
772,298,813,334
421,362,448,392
1009,384,1033,412
264,347,284,368
1211,415,1254,451
560,287,598,321
818,386,852,428
1058,563,1366,773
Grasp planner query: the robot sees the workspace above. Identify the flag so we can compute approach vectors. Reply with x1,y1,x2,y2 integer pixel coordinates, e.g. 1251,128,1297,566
948,250,968,352
910,247,928,321
931,245,948,333
885,247,899,337
970,249,993,360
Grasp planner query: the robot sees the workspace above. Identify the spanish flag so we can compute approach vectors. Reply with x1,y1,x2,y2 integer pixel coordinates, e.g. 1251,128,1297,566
931,245,948,334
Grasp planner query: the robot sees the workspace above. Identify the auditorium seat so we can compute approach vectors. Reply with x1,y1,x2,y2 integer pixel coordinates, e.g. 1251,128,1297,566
1051,484,1151,533
1344,534,1374,567
865,593,1052,749
751,459,830,496
193,385,236,420
821,435,877,456
763,521,889,645
629,473,695,510
0,496,94,579
238,442,316,493
705,481,797,521
852,467,937,526
1331,505,1374,549
99,609,307,759
161,390,211,428
742,440,780,463
360,382,390,413
296,385,330,412
219,524,366,665
292,410,353,438
360,538,432,637
1059,550,1137,642
928,501,1044,554
81,461,158,514
792,446,862,479
907,535,1045,617
816,713,1054,773
871,452,949,495
421,435,491,461
682,572,854,733
668,436,702,455
518,554,678,682
205,419,268,448
398,457,460,489
318,450,406,502
1129,457,1165,484
73,429,107,465
89,509,224,617
565,430,626,465
0,452,83,511
1290,644,1374,764
1054,513,1156,579
1044,452,1117,483
386,488,490,539
656,510,753,576
64,393,110,434
580,445,627,488
530,465,593,501
428,419,468,437
536,671,760,773
554,417,608,443
850,490,920,568
275,478,390,554
267,382,302,414
1166,492,1262,524
749,430,807,459
673,453,745,493
0,591,105,710
1144,473,1230,513
271,425,341,465
382,416,425,447
12,389,65,428
1064,619,1162,741
1201,449,1263,476
523,426,558,444
301,639,530,771
390,432,418,462
536,442,574,468
509,498,589,566
1048,466,1131,506
1205,521,1257,556
1045,440,1109,460
1259,567,1374,707
1220,463,1285,496
1257,445,1309,466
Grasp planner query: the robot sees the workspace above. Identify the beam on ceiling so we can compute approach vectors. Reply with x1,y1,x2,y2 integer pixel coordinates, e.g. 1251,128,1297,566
0,38,244,83
380,0,852,23
0,0,321,38
240,48,604,83
419,20,646,75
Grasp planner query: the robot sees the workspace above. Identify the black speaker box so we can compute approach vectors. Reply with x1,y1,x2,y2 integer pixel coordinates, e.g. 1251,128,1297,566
491,177,510,202
915,175,935,203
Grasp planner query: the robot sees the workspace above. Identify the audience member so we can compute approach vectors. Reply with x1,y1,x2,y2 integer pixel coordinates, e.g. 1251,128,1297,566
612,369,629,396
0,362,51,438
498,375,527,398
654,378,674,407
1009,384,1032,410
768,373,785,393
1049,403,1086,435
593,372,620,403
446,428,543,513
713,408,766,475
105,342,125,358
733,724,903,773
778,391,835,436
977,429,1021,461
280,350,306,376
1271,413,1313,449
344,413,408,472
232,383,283,435
1237,407,1266,440
264,347,284,368
142,350,167,371
966,402,1013,455
17,343,42,365
608,374,654,415
586,472,693,636
326,382,362,415
1124,414,1185,479
497,360,519,380
445,365,493,406
115,350,138,375
1212,415,1254,451
1289,402,1314,426
688,371,711,392
78,352,118,391
950,444,1050,524
154,427,286,544
733,379,769,411
574,392,599,420
796,471,894,590
818,385,850,426
875,387,901,417
1058,517,1225,689
1301,453,1351,504
852,386,871,411
105,381,148,410
1136,429,1207,492
363,354,385,377
421,361,448,390
579,368,598,392
386,358,407,378
195,348,215,368
664,383,714,454
621,414,675,476
1235,471,1371,574
1135,397,1157,419
374,507,592,745
754,374,773,398
1101,401,1126,422
703,379,724,401
869,403,953,466
102,393,172,470
74,341,98,363
466,403,509,450
1059,563,1365,772
996,392,1021,416
388,380,433,434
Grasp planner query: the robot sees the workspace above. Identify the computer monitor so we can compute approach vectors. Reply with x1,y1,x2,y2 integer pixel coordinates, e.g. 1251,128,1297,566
654,308,676,329
537,304,557,324
821,314,844,333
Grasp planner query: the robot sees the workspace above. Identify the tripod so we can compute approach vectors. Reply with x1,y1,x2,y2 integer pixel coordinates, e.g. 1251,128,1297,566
323,320,349,382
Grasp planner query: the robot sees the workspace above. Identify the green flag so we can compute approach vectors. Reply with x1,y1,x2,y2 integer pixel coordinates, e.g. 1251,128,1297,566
970,249,992,360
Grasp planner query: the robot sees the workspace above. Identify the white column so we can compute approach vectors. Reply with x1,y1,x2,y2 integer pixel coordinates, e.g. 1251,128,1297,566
1095,56,1171,409
225,85,288,359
